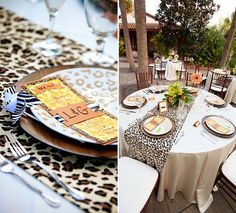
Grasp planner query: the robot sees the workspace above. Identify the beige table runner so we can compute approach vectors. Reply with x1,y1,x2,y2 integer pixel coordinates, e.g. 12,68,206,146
0,7,117,213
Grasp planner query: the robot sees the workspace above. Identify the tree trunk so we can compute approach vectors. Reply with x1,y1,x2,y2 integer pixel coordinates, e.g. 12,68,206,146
220,8,236,68
134,0,149,73
119,0,136,72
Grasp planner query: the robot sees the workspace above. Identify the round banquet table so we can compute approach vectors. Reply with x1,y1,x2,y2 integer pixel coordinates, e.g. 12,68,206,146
119,87,236,213
164,61,182,81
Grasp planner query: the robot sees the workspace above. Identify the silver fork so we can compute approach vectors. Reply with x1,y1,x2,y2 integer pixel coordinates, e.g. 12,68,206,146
0,154,60,208
5,136,85,201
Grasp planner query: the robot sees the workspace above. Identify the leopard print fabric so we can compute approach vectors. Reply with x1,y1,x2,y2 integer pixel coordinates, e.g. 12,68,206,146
124,103,193,172
0,7,117,213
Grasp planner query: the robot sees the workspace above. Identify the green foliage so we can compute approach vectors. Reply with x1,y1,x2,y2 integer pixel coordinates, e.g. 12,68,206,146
229,52,236,69
227,27,236,68
231,66,236,75
194,27,225,66
150,32,169,57
164,82,193,107
119,37,126,56
220,14,236,68
155,0,216,57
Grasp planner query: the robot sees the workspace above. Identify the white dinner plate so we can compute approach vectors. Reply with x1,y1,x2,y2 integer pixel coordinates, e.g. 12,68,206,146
205,96,225,106
143,116,173,136
29,67,117,145
148,85,165,93
123,95,145,107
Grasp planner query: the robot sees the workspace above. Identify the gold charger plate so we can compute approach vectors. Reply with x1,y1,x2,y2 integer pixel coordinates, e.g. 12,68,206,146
17,65,117,158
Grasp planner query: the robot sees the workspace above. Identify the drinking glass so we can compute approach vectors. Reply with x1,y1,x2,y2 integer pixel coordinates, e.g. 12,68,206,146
135,96,144,112
177,100,186,123
82,0,117,66
32,0,65,57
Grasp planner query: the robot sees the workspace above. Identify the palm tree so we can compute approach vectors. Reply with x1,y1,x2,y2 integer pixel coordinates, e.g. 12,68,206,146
134,0,148,73
120,0,136,71
220,8,236,68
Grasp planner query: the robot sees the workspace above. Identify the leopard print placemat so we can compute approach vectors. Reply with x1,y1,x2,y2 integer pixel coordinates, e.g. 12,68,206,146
124,103,193,172
0,7,117,213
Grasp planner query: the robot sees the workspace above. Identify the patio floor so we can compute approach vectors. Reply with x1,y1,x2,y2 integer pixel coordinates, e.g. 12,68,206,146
145,189,236,213
119,56,236,213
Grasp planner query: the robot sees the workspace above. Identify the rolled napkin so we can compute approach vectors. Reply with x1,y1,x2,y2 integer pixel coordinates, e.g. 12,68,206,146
144,116,165,131
205,117,230,134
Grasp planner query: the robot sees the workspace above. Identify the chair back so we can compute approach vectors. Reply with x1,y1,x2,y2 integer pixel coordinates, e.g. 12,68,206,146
207,64,215,77
209,71,229,97
177,62,187,80
195,64,200,73
154,57,161,64
135,72,153,90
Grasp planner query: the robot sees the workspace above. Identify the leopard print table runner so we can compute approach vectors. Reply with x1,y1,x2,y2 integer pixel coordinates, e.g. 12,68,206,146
124,103,193,172
0,7,117,213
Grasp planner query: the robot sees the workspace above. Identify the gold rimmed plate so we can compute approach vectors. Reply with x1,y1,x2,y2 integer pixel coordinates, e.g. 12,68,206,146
202,115,236,138
140,115,175,138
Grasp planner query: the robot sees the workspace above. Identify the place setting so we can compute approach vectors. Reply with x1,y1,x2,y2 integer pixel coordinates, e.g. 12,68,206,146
0,62,118,211
121,95,147,110
147,84,167,94
140,115,175,138
202,115,236,138
205,95,227,108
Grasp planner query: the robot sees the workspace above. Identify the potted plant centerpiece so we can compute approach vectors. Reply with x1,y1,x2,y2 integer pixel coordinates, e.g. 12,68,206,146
164,82,193,108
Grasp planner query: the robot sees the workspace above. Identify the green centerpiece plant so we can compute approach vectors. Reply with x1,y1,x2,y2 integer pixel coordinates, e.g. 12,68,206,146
164,82,193,107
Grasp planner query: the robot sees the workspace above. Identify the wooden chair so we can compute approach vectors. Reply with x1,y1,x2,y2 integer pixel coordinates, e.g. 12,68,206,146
176,62,187,80
135,71,153,90
208,71,228,98
195,64,200,73
214,150,236,202
153,58,166,79
207,64,215,77
119,157,159,213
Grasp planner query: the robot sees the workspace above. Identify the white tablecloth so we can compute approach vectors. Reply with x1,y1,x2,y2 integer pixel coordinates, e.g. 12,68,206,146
165,61,182,81
225,78,236,104
0,1,116,212
120,88,236,212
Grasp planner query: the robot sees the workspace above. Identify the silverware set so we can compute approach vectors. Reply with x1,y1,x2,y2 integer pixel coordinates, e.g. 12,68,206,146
0,154,61,208
200,130,218,145
120,109,136,114
0,133,86,207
